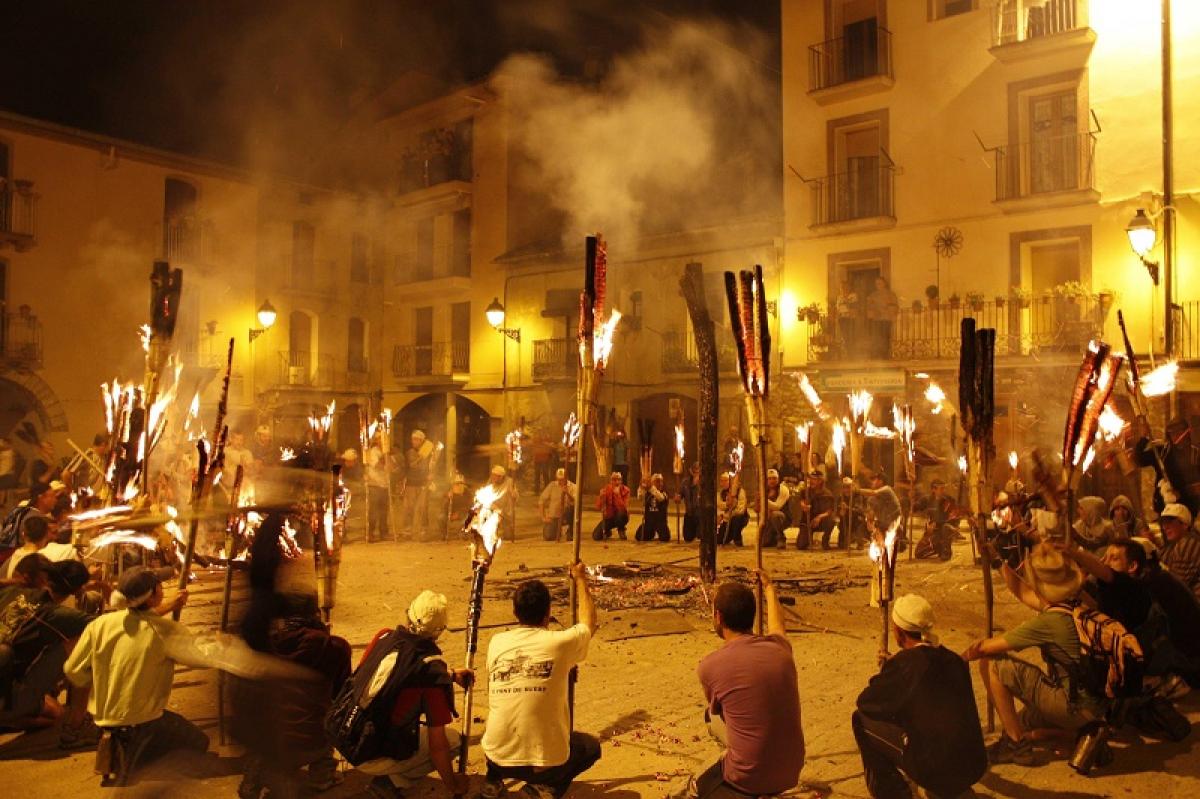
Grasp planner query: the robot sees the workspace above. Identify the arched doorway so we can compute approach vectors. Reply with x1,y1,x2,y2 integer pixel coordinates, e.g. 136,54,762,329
395,393,493,485
0,376,60,494
630,392,698,489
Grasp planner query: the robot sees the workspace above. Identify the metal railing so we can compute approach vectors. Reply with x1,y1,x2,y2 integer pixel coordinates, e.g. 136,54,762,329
661,330,738,374
992,0,1082,47
809,26,892,91
533,338,577,381
392,341,469,378
0,309,43,368
163,215,216,264
398,129,473,194
277,351,334,387
807,291,1112,362
994,131,1096,201
0,180,36,242
810,165,895,225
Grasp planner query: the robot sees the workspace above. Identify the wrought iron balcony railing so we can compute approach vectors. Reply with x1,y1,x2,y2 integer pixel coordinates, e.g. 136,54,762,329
0,309,43,368
392,341,469,378
1177,300,1200,363
533,338,577,381
277,351,334,387
809,26,893,91
809,164,895,226
992,0,1083,47
807,291,1112,363
163,215,217,265
994,131,1096,201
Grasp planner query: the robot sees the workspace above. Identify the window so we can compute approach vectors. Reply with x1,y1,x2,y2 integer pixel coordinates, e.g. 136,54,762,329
415,218,435,281
414,306,434,375
350,233,369,283
451,209,471,277
930,0,974,19
292,222,315,286
347,318,367,372
163,178,198,260
1027,89,1079,194
1000,73,1092,201
451,302,470,371
824,0,888,84
821,110,892,223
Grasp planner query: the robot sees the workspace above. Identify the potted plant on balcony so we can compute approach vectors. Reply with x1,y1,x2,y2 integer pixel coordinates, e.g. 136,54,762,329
948,293,961,310
994,295,1006,309
925,284,939,309
965,291,985,311
912,299,923,312
799,302,822,324
1052,281,1088,323
1097,287,1115,321
1010,286,1032,309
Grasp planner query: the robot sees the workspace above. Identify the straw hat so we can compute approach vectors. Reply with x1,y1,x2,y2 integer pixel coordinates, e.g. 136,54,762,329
1025,543,1084,605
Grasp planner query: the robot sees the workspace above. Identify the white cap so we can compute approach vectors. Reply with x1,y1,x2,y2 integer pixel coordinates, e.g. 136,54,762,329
892,594,939,646
407,590,449,639
1161,503,1193,527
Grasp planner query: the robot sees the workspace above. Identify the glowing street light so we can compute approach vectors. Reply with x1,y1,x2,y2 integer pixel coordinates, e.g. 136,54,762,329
250,299,277,342
485,297,520,341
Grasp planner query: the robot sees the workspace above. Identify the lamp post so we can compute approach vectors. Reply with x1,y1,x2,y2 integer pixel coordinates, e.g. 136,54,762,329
485,297,520,342
248,299,276,399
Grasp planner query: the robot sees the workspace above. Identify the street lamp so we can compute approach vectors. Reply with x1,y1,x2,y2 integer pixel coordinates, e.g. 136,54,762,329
485,297,520,341
1126,209,1161,285
250,299,277,342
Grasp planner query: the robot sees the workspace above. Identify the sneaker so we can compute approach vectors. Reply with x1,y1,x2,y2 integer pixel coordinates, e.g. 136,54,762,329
986,735,1037,766
479,779,507,799
366,776,406,799
521,785,556,799
59,718,101,750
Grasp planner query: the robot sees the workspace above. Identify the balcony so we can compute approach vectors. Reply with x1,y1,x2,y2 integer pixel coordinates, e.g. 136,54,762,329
808,165,896,231
532,338,577,382
806,291,1112,363
0,308,43,368
392,341,469,379
990,0,1095,62
276,351,334,388
398,126,472,198
334,356,379,392
808,26,893,104
1178,300,1200,364
163,215,217,266
994,132,1098,210
0,180,36,251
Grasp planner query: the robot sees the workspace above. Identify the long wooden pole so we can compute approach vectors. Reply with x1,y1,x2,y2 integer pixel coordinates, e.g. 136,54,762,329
754,418,768,635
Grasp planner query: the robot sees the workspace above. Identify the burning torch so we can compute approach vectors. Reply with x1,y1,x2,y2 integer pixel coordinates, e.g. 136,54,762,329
870,517,902,661
1061,340,1125,545
723,265,771,635
673,412,685,542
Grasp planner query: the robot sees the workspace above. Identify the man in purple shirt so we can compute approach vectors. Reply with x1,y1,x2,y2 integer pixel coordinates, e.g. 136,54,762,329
687,569,805,797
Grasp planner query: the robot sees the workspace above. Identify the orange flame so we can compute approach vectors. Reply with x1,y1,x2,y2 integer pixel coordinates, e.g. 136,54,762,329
1139,361,1178,397
562,412,581,448
831,422,846,474
1097,404,1127,442
593,310,622,370
924,382,947,415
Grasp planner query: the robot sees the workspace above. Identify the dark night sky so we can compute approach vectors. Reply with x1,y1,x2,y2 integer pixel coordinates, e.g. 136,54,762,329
0,1,779,167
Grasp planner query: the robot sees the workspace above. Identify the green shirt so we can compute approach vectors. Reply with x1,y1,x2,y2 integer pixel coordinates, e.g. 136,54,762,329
1003,610,1080,677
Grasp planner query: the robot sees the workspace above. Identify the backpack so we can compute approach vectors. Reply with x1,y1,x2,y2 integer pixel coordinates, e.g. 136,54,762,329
0,505,35,550
1049,603,1145,700
0,590,48,699
324,629,442,766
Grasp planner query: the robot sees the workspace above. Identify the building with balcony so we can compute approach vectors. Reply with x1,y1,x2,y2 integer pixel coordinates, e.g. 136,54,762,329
781,0,1200,490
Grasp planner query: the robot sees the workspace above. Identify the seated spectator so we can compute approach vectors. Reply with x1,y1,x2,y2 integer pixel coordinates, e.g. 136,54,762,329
1159,504,1200,601
0,560,92,743
684,570,803,797
235,591,352,798
1073,496,1114,552
349,590,470,799
63,567,203,786
796,470,836,551
853,594,986,799
757,469,790,549
963,543,1105,765
481,564,600,798
1109,495,1145,541
1131,537,1200,687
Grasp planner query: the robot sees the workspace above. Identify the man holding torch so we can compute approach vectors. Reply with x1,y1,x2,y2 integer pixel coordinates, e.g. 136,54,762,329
480,563,600,799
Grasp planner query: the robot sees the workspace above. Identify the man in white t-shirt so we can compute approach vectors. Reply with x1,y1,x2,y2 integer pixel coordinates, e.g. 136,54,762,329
6,514,79,578
480,563,600,798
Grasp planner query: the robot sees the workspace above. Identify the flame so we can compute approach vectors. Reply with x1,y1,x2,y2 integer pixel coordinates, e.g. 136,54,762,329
925,382,947,415
1008,451,1019,470
280,447,296,462
506,429,524,465
562,412,581,448
867,516,902,567
70,505,133,523
913,372,929,379
1080,445,1097,473
471,483,507,558
280,519,303,557
1139,361,1178,397
593,310,623,370
795,422,811,445
957,455,968,474
88,529,158,554
1098,404,1128,442
729,440,744,475
675,423,686,460
797,373,831,421
138,324,152,353
1071,353,1123,467
864,421,896,440
849,390,873,433
892,405,916,464
324,505,335,550
309,400,336,437
831,422,846,474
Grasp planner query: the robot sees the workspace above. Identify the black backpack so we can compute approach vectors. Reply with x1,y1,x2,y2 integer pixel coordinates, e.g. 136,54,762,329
324,629,443,765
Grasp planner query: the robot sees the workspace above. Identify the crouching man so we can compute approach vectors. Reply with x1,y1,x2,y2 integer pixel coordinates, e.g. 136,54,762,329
481,563,600,798
354,590,472,799
686,569,805,797
853,594,986,799
63,567,204,786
